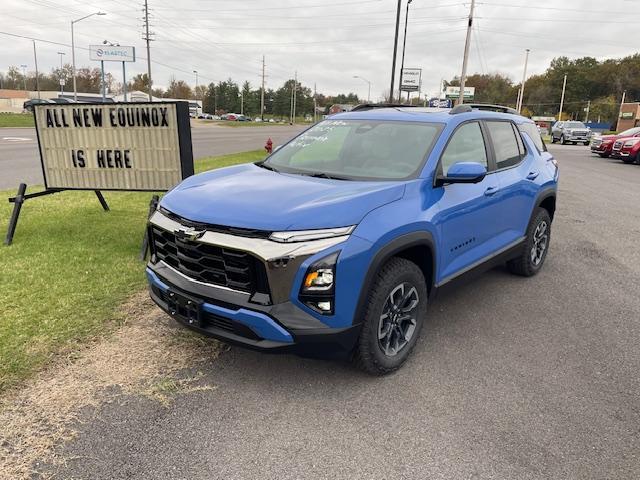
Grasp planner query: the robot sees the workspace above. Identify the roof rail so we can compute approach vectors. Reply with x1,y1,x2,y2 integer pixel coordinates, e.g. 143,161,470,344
450,103,519,115
351,103,420,111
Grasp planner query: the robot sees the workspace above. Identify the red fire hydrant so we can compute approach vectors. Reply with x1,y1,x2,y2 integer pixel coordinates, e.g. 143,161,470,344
265,137,273,154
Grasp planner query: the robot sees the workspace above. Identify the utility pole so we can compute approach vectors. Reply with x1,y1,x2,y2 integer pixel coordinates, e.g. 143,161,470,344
260,55,266,121
516,48,530,113
57,52,66,94
33,41,40,99
584,99,591,123
617,90,626,131
558,74,567,121
193,70,199,115
398,0,413,102
389,0,402,103
458,0,475,105
313,82,317,123
290,79,294,124
292,71,297,124
143,0,154,101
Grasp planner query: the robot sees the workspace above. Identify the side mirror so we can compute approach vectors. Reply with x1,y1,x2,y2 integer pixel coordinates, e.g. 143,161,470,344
436,162,487,186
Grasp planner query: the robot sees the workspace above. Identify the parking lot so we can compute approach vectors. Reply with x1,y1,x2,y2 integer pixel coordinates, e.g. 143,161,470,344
33,143,639,479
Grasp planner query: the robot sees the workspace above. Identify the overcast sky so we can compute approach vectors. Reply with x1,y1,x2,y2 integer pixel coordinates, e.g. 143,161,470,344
2,0,639,100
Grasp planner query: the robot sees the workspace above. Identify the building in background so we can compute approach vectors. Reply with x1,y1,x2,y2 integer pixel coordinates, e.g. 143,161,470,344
616,102,640,131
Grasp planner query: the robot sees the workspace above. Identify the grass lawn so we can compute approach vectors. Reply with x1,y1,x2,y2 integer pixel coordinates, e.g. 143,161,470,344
0,113,35,128
0,150,265,393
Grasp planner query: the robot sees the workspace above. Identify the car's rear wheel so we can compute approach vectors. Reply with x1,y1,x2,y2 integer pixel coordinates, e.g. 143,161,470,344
507,208,552,277
551,135,557,143
353,257,427,375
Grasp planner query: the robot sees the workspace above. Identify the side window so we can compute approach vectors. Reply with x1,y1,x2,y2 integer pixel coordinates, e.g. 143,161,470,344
486,121,522,169
512,123,525,155
518,122,546,152
440,122,487,175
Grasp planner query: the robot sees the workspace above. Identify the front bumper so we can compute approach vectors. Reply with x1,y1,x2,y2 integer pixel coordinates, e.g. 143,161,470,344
566,134,590,142
611,149,638,161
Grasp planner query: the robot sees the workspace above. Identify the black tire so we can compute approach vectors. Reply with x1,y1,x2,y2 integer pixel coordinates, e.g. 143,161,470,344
622,158,635,164
583,142,590,146
598,153,609,158
560,135,566,145
551,135,557,144
507,208,552,277
353,257,427,375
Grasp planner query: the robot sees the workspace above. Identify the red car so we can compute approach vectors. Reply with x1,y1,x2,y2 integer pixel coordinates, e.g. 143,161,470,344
610,134,640,164
591,126,640,157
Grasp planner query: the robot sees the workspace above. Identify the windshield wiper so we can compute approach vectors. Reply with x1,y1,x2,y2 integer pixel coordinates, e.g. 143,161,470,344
300,172,351,180
255,161,280,173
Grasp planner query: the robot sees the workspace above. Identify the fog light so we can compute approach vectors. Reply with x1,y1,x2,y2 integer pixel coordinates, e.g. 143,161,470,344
316,301,332,312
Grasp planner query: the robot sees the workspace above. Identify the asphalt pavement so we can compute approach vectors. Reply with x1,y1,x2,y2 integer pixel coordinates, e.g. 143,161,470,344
47,145,640,479
0,124,306,190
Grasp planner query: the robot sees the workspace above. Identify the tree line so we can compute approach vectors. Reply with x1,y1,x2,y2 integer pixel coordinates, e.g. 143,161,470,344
446,54,640,124
0,65,361,118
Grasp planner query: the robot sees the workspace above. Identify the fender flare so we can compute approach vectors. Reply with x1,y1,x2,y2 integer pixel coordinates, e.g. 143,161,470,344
353,231,436,326
532,187,557,223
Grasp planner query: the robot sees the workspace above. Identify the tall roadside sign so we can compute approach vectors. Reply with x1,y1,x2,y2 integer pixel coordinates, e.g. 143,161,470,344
90,44,135,102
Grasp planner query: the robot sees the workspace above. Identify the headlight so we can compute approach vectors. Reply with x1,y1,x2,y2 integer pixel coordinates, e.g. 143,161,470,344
300,252,339,314
269,226,355,243
623,139,640,147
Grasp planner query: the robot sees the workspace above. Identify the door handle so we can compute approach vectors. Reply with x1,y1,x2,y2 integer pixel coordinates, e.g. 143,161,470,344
484,186,499,196
527,171,539,180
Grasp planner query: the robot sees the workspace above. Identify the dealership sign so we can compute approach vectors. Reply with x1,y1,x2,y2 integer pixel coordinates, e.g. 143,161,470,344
444,86,475,99
33,102,193,191
428,98,453,108
400,68,422,92
90,45,135,62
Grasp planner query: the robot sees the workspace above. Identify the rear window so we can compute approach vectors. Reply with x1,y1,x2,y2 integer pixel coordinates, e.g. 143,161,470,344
518,122,547,153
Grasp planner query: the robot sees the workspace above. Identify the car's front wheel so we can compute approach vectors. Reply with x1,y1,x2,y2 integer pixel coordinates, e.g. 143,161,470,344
598,153,609,158
507,208,552,277
560,135,567,145
353,257,427,375
583,141,590,146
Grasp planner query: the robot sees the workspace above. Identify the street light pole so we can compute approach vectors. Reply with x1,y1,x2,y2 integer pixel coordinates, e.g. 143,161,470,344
353,75,371,102
71,12,106,101
193,70,199,115
389,0,402,103
398,0,413,102
57,52,65,94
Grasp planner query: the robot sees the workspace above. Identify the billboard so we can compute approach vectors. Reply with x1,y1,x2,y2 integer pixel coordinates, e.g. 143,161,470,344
90,45,135,62
444,86,475,99
33,102,193,191
400,68,422,92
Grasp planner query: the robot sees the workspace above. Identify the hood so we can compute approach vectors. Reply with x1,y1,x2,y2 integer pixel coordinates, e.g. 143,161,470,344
161,163,405,231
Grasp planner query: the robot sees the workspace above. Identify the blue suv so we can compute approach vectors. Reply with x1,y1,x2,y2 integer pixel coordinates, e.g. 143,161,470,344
146,104,558,374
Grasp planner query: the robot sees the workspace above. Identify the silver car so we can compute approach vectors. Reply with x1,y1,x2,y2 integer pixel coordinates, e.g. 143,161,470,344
551,121,591,145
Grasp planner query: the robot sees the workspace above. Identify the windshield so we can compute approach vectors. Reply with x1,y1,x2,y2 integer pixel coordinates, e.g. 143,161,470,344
565,121,586,128
619,127,640,137
263,120,443,180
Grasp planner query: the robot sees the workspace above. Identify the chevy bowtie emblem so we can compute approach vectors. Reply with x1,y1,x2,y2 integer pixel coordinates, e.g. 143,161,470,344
174,226,206,241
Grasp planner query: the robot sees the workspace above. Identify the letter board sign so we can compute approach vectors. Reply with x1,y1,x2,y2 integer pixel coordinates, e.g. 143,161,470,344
400,68,422,92
33,102,193,191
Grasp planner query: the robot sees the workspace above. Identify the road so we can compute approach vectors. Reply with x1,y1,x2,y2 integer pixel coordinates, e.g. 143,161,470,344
0,124,306,190
47,145,640,479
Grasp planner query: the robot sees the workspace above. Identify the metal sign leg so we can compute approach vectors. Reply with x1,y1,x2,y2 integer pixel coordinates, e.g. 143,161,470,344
94,191,110,211
4,183,27,246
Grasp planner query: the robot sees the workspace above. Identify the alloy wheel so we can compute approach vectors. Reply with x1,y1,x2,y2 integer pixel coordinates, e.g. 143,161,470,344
531,220,548,266
377,283,420,357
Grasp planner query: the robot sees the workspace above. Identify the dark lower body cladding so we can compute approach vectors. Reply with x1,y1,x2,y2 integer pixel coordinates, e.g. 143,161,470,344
146,263,360,359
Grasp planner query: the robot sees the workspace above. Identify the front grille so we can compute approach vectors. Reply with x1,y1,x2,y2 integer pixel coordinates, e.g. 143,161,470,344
151,226,259,293
571,130,588,136
613,140,623,151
